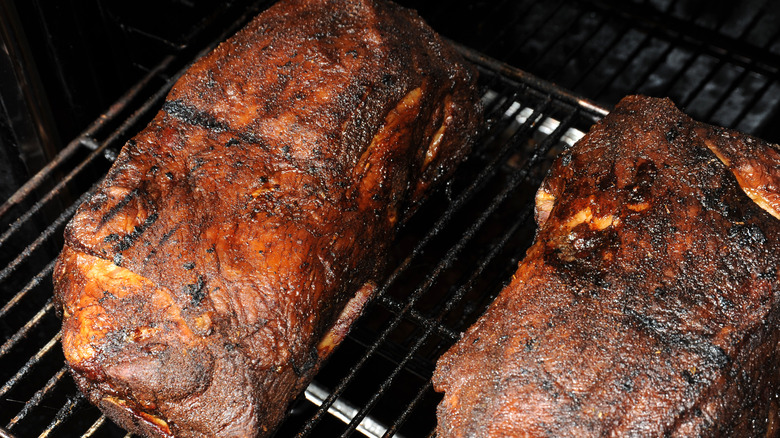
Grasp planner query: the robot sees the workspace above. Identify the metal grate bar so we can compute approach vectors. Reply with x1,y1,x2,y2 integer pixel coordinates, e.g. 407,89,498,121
478,0,546,55
499,0,573,61
305,105,580,436
81,416,107,438
730,76,777,130
0,333,60,399
376,295,459,341
0,189,91,285
630,0,769,104
7,366,68,429
0,52,176,221
37,394,86,438
0,300,54,360
546,8,615,81
382,380,432,438
577,0,683,100
685,26,780,119
381,198,538,437
0,139,107,251
676,20,760,110
345,328,437,383
337,110,579,438
303,382,398,438
484,87,522,114
349,171,541,438
522,3,586,69
479,90,534,135
565,19,634,93
0,260,55,320
581,0,780,76
122,25,189,51
296,101,556,435
461,45,610,119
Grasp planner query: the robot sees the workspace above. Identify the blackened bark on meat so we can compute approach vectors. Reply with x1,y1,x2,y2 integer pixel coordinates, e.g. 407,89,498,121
433,96,780,437
53,0,482,436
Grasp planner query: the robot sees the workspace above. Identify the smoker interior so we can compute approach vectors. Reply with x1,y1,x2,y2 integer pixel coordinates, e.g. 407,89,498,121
1,0,778,437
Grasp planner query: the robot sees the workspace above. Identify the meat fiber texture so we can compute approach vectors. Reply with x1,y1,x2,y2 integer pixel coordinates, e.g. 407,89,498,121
52,0,481,436
433,96,780,437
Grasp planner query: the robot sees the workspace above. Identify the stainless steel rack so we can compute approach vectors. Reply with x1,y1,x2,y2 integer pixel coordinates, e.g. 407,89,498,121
2,0,778,436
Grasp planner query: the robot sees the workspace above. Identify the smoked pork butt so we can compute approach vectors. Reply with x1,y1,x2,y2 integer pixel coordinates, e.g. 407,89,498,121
53,0,481,436
433,96,780,437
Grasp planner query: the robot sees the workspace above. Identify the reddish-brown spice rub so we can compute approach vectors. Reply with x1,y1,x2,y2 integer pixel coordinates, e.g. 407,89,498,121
433,96,780,437
53,0,481,436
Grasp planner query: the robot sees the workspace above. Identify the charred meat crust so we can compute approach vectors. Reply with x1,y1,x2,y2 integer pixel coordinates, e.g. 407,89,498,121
53,0,482,436
433,96,780,438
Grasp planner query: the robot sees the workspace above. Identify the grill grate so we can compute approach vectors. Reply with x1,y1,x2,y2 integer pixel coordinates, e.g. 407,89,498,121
2,0,779,437
0,29,603,436
401,0,780,142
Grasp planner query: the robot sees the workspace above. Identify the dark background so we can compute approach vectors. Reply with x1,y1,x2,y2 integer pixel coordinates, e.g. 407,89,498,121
1,0,779,203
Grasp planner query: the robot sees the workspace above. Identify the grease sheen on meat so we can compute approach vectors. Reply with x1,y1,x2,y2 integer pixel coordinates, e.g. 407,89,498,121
433,96,780,437
53,0,481,436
